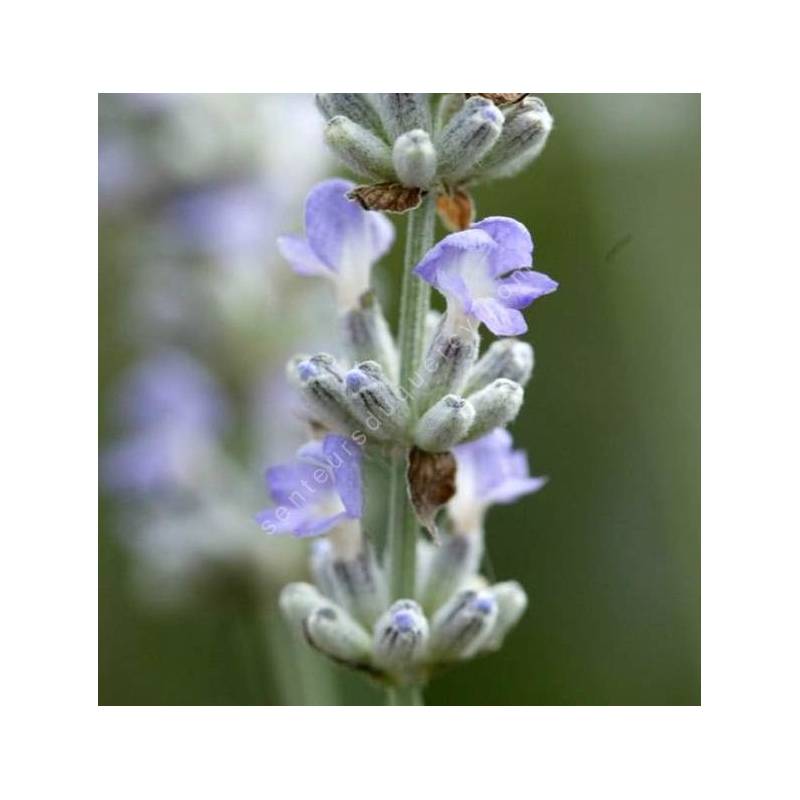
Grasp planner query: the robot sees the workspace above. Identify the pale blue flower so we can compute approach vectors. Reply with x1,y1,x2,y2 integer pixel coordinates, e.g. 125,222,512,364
256,434,363,537
449,429,547,534
277,178,394,308
413,217,557,336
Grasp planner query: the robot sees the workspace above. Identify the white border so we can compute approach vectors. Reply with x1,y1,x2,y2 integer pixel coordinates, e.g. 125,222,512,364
4,1,800,796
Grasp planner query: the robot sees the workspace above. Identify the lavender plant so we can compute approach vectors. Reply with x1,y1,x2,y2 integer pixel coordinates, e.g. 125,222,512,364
260,93,557,704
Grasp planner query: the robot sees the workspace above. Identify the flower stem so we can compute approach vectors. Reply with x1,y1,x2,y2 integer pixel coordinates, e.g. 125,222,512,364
387,685,425,705
397,194,437,405
388,194,436,602
385,194,436,706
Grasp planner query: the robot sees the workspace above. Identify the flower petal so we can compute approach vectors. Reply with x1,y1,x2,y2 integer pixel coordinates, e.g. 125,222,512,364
277,234,332,277
256,505,311,535
413,228,495,285
323,435,363,518
293,510,350,538
495,269,559,310
472,217,533,274
470,298,528,335
265,462,319,505
484,475,548,505
366,208,395,262
304,178,393,272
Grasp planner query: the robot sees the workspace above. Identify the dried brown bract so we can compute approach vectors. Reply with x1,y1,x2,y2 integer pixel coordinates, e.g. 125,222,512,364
465,93,529,106
407,447,457,543
436,188,475,232
347,183,426,213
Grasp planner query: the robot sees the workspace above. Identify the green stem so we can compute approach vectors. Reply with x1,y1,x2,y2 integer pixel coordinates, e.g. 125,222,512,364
385,194,436,707
388,194,436,602
387,685,425,706
397,194,437,402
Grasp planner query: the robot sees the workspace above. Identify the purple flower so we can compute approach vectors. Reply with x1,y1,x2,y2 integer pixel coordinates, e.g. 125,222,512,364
449,429,547,534
413,217,558,336
256,434,363,538
277,178,394,308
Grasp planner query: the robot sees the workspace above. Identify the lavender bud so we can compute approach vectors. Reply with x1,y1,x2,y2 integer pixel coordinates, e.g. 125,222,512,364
464,378,524,440
290,353,358,434
435,94,464,132
279,582,328,636
464,339,534,395
435,96,503,181
424,310,443,351
414,394,475,453
419,533,483,615
310,540,338,599
312,538,388,627
304,604,373,665
340,291,399,383
344,362,410,442
315,93,384,137
392,129,437,189
418,314,480,413
479,96,553,180
482,581,528,652
429,589,498,660
374,93,431,141
373,599,430,676
324,116,394,181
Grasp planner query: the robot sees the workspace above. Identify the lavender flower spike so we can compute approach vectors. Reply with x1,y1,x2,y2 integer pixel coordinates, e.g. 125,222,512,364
277,178,395,309
413,216,557,336
257,434,363,538
448,429,547,535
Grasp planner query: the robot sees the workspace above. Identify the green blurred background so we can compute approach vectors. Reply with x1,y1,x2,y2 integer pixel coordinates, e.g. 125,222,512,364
99,94,700,705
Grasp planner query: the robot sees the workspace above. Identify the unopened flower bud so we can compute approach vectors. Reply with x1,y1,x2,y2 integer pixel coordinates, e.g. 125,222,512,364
345,362,410,441
424,309,443,350
340,291,399,383
435,94,465,132
311,538,387,627
414,395,475,453
315,93,384,137
419,532,483,614
291,353,358,434
310,539,338,598
374,93,431,141
429,589,498,660
392,129,437,188
478,96,553,180
482,581,528,652
373,599,430,676
418,314,481,412
303,603,373,666
279,582,328,636
465,378,524,440
324,116,394,181
464,339,534,395
436,96,503,181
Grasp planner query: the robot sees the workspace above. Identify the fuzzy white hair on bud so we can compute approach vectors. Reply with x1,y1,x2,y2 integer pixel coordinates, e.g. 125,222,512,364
324,116,394,181
435,96,504,181
392,129,438,189
373,599,430,677
464,378,524,440
414,394,476,452
464,339,534,395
